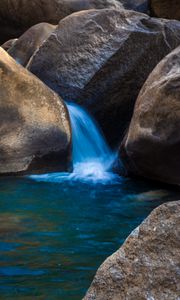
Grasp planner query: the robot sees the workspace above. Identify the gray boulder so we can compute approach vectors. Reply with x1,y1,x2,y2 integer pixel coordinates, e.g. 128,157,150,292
84,200,180,300
28,8,180,146
120,46,180,185
0,0,123,43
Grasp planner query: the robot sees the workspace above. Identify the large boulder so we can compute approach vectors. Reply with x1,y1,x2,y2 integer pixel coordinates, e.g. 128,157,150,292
150,0,180,21
0,0,123,44
0,48,71,175
8,23,56,67
28,8,180,146
120,46,180,185
84,200,180,300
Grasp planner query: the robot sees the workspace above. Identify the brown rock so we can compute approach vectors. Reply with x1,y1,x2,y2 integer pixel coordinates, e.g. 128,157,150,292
0,47,71,175
150,0,180,20
120,46,180,185
8,23,56,67
1,38,17,51
0,0,123,43
28,9,180,146
84,200,180,300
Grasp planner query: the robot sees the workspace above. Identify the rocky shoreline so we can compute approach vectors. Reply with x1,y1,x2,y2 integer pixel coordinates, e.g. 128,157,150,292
0,0,179,298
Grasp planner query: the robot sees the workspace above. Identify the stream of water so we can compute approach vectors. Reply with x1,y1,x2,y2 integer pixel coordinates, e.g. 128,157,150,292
0,103,178,299
30,103,117,184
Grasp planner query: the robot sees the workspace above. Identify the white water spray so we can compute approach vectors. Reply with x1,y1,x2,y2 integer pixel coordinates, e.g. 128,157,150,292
67,103,116,181
30,103,118,183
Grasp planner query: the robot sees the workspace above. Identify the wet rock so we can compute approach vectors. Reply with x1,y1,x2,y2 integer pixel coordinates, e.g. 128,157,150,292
1,38,17,51
0,0,123,44
8,23,56,67
150,0,180,21
120,46,180,185
84,200,180,300
28,9,180,146
0,48,71,175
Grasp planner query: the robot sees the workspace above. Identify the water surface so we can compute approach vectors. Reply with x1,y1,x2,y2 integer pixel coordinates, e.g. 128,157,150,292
0,176,178,300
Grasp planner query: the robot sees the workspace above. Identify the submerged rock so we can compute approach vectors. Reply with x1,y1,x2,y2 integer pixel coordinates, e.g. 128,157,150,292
0,0,123,43
8,23,56,67
120,46,180,185
0,48,71,175
84,200,180,300
28,8,180,146
150,0,180,21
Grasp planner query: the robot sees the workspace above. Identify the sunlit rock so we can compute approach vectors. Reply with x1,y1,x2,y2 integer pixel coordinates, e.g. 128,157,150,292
0,48,71,175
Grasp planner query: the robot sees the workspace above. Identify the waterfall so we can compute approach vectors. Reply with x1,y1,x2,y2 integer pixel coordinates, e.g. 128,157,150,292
30,103,118,184
67,103,116,181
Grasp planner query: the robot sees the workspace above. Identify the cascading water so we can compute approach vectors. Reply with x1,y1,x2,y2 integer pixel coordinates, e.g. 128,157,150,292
30,103,118,183
67,103,116,181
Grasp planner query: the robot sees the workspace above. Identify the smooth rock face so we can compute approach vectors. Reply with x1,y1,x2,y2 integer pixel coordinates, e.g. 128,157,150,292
0,0,123,43
0,48,71,175
29,9,180,146
84,200,180,300
8,23,56,67
120,46,180,185
150,0,180,20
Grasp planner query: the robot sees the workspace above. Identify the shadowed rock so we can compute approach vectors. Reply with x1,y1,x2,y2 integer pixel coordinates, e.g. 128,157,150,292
28,8,180,146
0,48,71,175
1,38,17,51
8,23,56,67
0,0,123,43
150,0,180,20
120,46,180,185
84,200,180,300
121,0,149,14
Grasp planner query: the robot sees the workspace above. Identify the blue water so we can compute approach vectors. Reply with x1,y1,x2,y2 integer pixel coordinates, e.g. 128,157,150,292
0,176,177,300
0,103,178,299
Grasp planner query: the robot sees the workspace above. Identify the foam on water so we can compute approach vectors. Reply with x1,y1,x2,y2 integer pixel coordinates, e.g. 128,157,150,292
30,103,118,184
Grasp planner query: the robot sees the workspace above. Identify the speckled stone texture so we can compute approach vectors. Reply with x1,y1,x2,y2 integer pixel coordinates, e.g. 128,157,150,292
84,200,180,300
0,0,123,43
120,46,180,185
0,48,71,175
28,8,180,146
